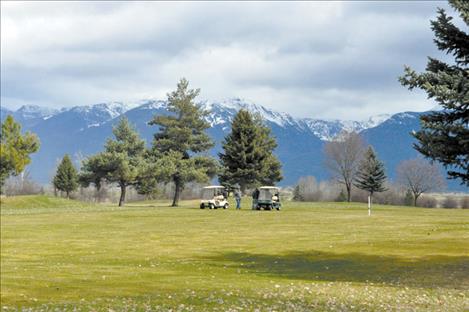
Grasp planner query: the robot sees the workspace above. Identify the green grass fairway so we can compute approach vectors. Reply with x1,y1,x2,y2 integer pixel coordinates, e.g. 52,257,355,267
1,195,468,311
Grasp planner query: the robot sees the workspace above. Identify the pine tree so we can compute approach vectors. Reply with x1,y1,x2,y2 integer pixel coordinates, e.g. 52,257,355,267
80,117,146,206
53,154,78,198
292,184,303,201
404,189,414,206
399,0,469,186
0,115,40,191
219,110,282,193
354,147,387,214
149,78,217,206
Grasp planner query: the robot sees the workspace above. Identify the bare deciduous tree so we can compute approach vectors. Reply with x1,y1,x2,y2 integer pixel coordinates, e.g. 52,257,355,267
293,176,321,201
324,131,365,202
3,170,42,196
396,158,446,206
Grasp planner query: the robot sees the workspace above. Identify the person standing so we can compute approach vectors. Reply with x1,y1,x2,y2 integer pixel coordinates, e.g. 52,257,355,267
234,188,242,209
252,188,260,210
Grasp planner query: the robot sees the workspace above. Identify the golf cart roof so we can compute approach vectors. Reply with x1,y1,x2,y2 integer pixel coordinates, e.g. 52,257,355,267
203,185,225,189
259,186,279,190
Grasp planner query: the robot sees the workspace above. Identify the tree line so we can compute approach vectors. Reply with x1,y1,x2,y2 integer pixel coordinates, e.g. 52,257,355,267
52,78,282,206
297,131,446,208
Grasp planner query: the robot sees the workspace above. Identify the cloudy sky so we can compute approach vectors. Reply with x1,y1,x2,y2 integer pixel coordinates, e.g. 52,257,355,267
1,1,458,120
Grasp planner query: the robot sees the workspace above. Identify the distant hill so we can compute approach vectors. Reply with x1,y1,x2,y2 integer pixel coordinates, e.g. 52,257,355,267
1,99,465,191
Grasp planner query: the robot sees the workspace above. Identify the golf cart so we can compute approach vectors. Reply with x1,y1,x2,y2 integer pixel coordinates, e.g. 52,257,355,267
200,186,229,209
253,186,281,210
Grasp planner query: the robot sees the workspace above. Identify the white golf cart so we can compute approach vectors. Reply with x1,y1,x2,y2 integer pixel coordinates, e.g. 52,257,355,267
253,186,281,210
200,186,229,209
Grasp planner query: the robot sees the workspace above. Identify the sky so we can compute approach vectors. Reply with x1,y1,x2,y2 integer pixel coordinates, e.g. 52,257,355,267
0,1,459,120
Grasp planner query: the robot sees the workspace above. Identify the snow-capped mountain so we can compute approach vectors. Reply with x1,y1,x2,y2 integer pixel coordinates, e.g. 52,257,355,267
16,105,59,120
2,105,61,128
3,98,462,190
197,98,390,140
66,101,139,129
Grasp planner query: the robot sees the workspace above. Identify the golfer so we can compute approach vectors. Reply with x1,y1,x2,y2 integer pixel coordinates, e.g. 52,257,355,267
234,188,242,209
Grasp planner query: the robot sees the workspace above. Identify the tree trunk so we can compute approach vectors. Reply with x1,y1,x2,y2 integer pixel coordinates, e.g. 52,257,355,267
66,191,70,199
346,183,352,202
119,183,126,207
413,193,419,207
172,178,181,207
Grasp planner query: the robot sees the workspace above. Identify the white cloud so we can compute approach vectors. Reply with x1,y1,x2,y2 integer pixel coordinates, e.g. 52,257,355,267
0,1,455,119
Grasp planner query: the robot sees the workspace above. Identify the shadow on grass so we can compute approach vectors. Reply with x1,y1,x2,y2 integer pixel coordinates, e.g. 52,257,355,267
205,250,469,289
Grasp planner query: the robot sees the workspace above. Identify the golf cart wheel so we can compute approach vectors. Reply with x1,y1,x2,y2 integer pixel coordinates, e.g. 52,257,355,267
276,207,280,211
223,203,228,209
256,206,261,210
265,205,272,211
209,204,214,209
200,204,205,209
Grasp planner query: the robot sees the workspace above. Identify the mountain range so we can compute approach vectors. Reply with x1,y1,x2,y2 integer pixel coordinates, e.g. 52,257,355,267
1,98,464,191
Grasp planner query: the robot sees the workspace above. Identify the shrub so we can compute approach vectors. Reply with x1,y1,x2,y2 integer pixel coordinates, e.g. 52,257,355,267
461,196,469,209
417,196,438,208
335,189,347,202
3,171,42,196
442,196,459,209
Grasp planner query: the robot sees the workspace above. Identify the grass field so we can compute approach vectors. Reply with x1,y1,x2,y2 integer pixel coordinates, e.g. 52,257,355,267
1,195,468,311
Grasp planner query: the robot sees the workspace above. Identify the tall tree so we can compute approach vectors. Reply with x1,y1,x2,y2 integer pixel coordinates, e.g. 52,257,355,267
396,158,446,206
0,115,40,191
80,117,146,206
53,154,79,198
149,78,217,206
354,147,387,215
324,131,365,202
399,0,469,186
219,109,282,193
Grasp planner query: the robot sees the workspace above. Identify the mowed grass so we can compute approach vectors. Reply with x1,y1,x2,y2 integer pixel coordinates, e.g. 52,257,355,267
1,195,468,311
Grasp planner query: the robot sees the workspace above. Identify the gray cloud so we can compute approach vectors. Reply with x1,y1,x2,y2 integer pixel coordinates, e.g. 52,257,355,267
0,1,456,119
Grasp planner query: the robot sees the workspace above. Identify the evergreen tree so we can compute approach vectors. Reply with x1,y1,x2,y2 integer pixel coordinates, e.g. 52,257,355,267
149,78,218,206
354,147,387,212
404,189,414,206
292,184,303,201
399,0,469,186
80,117,146,206
53,154,78,198
0,115,40,191
219,110,282,193
335,190,347,202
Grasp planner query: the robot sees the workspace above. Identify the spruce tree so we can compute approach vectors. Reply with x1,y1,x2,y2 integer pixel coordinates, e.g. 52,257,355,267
80,117,146,206
399,0,469,186
292,184,303,201
149,78,217,206
53,154,78,198
219,110,282,193
0,115,40,191
354,147,387,214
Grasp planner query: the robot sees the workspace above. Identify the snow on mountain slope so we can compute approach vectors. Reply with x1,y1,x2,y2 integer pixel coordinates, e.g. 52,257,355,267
199,98,300,128
16,105,60,120
301,113,391,141
3,98,391,139
65,101,140,129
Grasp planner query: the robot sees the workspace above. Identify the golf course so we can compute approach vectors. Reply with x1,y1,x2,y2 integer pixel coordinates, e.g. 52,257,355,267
1,195,468,311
